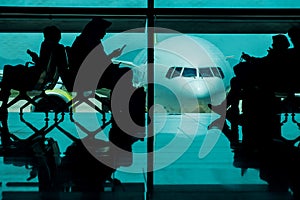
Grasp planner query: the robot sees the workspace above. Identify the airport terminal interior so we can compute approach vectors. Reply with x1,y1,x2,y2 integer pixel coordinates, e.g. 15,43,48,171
1,0,300,199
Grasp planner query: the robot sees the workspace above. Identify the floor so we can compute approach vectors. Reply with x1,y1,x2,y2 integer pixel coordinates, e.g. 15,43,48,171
1,111,299,200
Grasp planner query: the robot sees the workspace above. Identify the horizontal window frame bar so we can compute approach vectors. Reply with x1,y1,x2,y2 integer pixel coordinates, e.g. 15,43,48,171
1,7,300,33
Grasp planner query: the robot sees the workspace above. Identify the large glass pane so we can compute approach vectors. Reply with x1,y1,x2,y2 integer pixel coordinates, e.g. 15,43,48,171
0,30,148,191
0,33,76,66
152,32,298,188
0,0,146,8
155,0,300,8
2,0,298,8
1,23,299,197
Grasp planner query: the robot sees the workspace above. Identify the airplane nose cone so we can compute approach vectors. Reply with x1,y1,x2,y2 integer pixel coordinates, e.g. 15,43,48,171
181,80,211,99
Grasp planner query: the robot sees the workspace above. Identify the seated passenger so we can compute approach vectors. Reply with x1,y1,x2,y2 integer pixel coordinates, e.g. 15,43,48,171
232,30,300,197
0,26,66,112
208,34,290,148
0,25,67,146
239,70,300,196
59,17,146,151
59,17,127,92
210,34,290,113
286,26,300,93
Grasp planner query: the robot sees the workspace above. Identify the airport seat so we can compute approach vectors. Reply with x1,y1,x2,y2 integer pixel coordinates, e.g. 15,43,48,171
1,49,60,113
51,90,112,143
52,46,145,169
275,92,300,128
0,46,66,146
52,46,114,137
231,85,300,177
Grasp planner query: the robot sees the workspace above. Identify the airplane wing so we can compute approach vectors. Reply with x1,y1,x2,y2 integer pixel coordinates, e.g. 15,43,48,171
112,59,147,88
112,59,140,68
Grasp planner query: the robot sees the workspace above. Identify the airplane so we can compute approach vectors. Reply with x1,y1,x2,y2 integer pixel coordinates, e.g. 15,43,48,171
2,35,234,114
112,35,235,113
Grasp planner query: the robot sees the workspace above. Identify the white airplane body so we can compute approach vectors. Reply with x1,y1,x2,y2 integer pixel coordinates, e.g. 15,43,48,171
115,35,235,113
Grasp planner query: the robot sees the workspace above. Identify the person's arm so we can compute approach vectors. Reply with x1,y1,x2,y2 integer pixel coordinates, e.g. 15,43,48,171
38,41,53,68
27,49,39,63
108,44,126,60
241,52,255,62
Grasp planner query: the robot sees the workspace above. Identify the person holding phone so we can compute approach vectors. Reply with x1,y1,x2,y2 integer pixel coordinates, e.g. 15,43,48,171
60,17,127,91
60,17,146,152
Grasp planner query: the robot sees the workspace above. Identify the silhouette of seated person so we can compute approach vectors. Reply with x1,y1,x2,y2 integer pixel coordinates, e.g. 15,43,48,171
285,26,300,93
232,30,300,197
208,34,290,149
0,26,67,146
59,17,127,93
58,17,146,151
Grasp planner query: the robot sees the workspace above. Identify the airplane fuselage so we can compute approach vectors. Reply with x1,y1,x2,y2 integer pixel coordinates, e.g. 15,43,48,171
145,35,235,113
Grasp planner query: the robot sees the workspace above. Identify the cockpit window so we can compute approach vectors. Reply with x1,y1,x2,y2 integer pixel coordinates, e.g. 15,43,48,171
165,67,183,79
211,67,225,79
172,67,183,78
166,66,224,79
199,68,213,77
182,68,197,78
217,67,225,79
166,67,175,79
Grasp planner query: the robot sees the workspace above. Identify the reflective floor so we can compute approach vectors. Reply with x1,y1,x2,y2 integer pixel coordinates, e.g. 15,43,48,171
1,111,299,199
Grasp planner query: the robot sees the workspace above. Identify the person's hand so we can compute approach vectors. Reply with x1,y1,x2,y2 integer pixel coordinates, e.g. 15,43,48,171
241,52,251,61
109,44,126,59
27,49,39,63
267,47,273,53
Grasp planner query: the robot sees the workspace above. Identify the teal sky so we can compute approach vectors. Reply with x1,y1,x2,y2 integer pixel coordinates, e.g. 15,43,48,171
0,0,299,8
0,33,283,69
0,1,296,67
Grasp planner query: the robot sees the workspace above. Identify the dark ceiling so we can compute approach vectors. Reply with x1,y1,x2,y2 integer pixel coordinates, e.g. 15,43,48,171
1,7,300,33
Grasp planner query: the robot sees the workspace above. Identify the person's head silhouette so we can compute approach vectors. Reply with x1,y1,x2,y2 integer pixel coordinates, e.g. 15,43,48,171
43,25,61,43
288,27,300,48
81,17,112,40
271,34,290,50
